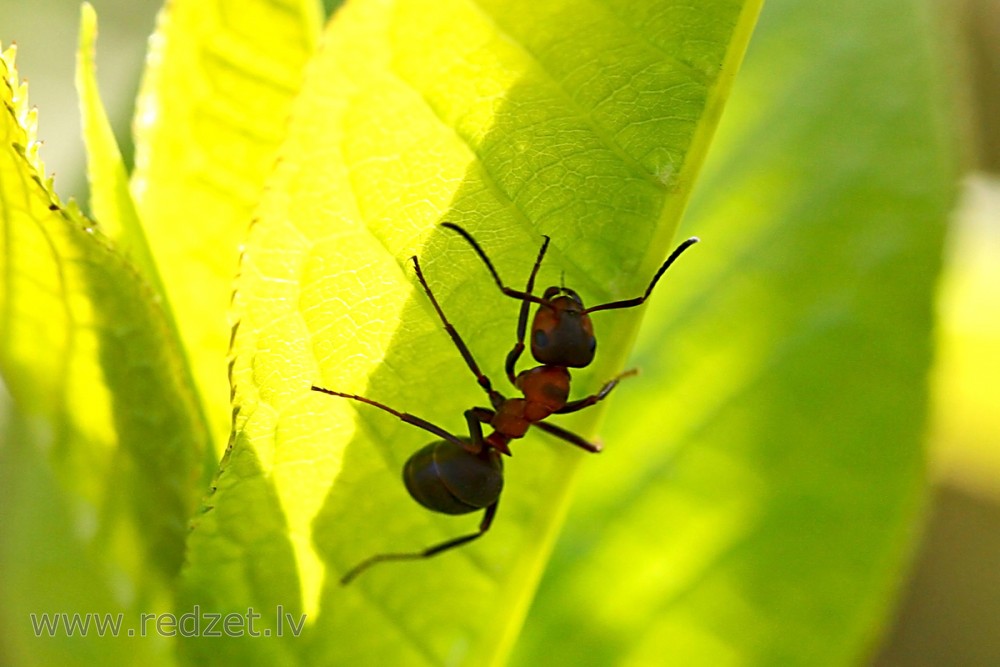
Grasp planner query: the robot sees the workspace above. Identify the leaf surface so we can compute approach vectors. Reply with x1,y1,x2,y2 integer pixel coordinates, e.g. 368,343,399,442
130,0,323,450
0,43,208,665
76,3,160,294
179,0,762,664
515,0,960,664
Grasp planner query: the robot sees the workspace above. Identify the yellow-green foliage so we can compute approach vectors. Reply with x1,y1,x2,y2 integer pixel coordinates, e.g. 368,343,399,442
0,0,960,665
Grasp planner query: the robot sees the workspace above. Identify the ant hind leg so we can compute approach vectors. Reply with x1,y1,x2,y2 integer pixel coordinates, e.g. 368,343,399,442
340,501,500,584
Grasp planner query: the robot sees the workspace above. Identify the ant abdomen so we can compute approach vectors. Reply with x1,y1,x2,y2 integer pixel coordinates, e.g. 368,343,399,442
403,440,504,515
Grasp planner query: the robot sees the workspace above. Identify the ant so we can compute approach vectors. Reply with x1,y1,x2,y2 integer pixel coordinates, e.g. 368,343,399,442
312,224,698,583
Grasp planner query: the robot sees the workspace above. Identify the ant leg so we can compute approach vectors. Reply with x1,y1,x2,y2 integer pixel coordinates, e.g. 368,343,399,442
584,237,699,314
411,256,503,405
505,234,549,385
340,500,500,584
463,408,492,450
534,420,602,453
311,385,466,450
556,369,638,415
464,408,487,442
466,407,512,455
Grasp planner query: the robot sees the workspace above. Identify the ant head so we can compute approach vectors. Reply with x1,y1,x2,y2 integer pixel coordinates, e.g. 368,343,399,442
530,286,596,368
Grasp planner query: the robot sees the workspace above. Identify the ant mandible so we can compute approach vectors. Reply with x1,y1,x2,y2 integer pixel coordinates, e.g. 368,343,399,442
311,224,698,583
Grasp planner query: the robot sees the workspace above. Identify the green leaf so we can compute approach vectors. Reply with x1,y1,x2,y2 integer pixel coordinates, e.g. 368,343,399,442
515,0,960,664
76,1,216,478
0,43,209,664
0,411,166,667
76,2,160,297
180,0,761,664
130,0,323,451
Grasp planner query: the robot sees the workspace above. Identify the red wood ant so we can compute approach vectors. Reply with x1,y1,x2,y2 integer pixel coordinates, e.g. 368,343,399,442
312,224,698,583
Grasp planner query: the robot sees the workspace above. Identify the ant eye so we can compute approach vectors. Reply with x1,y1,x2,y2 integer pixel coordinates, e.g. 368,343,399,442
534,329,550,349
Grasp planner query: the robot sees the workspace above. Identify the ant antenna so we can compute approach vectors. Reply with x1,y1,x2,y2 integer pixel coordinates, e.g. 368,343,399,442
585,237,699,314
441,222,551,307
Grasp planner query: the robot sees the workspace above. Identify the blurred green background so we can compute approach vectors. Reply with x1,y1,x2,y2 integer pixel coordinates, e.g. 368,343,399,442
2,0,998,663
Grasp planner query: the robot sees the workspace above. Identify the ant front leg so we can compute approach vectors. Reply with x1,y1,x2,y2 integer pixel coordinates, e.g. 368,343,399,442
556,369,638,415
504,234,550,385
340,500,500,584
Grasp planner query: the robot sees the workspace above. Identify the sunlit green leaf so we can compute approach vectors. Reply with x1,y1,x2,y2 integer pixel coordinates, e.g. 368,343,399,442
130,0,323,451
516,0,959,664
76,2,161,297
179,0,762,664
0,43,208,665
